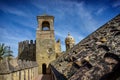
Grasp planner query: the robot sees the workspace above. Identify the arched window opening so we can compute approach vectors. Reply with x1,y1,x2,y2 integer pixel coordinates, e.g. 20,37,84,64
42,21,50,31
42,63,47,74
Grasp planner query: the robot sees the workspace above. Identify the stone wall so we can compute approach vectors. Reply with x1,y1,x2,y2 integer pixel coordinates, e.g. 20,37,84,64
36,39,56,74
18,40,36,61
0,59,38,80
51,14,120,80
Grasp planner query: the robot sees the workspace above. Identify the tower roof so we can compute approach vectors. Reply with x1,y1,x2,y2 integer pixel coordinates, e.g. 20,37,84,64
65,33,75,43
66,33,74,39
41,14,53,17
37,14,54,19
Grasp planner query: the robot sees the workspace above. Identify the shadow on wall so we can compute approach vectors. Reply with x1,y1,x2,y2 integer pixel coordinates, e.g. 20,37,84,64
100,53,120,80
50,65,67,80
99,62,120,80
38,65,52,80
41,74,52,80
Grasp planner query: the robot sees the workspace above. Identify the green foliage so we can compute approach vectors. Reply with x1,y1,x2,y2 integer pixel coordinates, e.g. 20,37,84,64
0,43,13,61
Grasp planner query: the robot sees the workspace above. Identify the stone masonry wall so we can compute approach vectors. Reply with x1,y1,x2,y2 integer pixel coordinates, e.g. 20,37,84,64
18,40,36,61
51,14,120,80
0,59,38,80
36,39,56,74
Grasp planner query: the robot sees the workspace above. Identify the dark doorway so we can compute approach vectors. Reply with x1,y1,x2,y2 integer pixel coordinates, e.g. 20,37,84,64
42,63,47,74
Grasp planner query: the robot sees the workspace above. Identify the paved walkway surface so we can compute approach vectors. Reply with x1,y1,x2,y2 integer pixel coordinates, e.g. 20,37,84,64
35,74,52,80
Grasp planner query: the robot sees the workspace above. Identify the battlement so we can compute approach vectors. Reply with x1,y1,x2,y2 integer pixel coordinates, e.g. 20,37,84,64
19,40,36,47
18,40,36,61
0,59,38,74
0,59,38,80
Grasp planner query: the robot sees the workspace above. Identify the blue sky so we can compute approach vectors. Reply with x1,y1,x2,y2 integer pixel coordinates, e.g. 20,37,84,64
0,0,120,57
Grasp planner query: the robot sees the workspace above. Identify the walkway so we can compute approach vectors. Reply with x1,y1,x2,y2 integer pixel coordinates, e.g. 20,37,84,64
35,74,52,80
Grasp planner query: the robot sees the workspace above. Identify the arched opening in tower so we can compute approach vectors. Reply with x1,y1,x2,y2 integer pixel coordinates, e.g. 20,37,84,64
42,21,50,31
42,63,47,74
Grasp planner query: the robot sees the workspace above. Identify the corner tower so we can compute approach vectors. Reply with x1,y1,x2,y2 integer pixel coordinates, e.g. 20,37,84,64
36,14,56,74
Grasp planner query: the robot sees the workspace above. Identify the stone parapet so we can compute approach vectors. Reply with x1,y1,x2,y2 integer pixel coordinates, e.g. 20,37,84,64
0,59,38,80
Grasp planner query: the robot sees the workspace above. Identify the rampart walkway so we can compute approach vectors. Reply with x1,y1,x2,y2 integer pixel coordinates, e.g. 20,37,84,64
35,74,52,80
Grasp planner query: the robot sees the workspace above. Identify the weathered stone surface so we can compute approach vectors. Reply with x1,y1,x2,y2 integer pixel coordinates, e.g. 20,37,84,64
36,14,61,74
51,14,120,80
0,59,38,80
18,40,36,61
0,59,38,74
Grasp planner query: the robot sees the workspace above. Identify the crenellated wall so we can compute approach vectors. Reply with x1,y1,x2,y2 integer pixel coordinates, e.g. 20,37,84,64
18,40,36,61
0,59,38,80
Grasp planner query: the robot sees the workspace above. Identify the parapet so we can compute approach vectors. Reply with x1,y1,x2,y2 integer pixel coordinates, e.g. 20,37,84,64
0,59,38,74
18,40,36,47
37,14,54,19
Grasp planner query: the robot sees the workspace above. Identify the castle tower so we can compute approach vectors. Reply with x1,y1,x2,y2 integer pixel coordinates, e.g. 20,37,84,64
65,33,75,51
36,14,56,74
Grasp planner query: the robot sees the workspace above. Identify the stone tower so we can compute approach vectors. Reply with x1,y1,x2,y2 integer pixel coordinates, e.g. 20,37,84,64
36,14,56,74
65,33,75,51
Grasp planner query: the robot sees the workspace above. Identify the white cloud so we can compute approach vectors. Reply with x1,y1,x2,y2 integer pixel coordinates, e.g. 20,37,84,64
0,0,104,57
49,1,97,51
0,6,26,17
112,1,120,7
0,4,34,18
75,2,98,33
0,4,37,57
96,7,106,15
31,1,46,10
55,31,66,39
0,23,35,57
